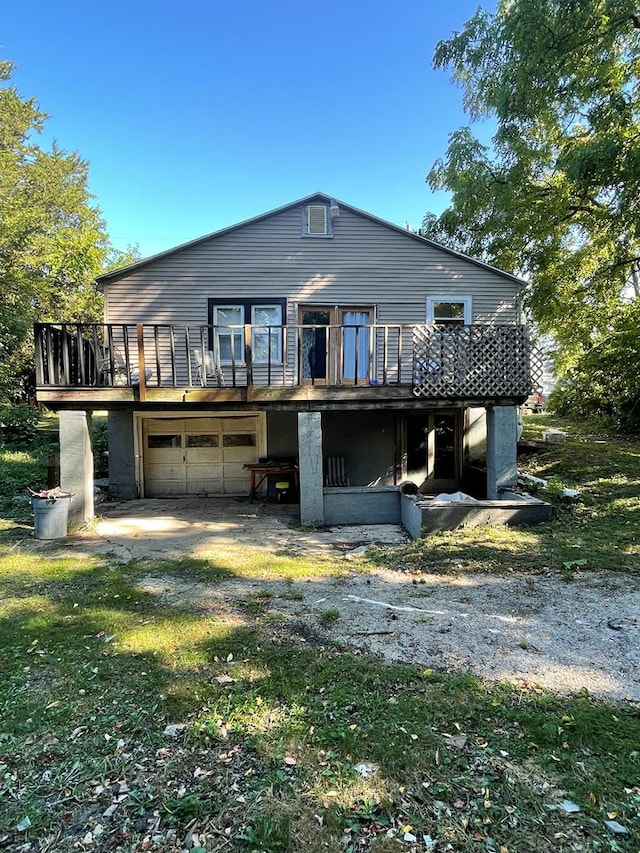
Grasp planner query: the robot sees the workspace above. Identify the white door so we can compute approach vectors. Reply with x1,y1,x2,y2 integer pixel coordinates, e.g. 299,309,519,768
142,416,259,496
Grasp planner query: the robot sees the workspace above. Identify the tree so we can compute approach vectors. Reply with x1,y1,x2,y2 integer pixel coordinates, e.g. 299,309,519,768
423,1,640,426
552,299,640,429
0,59,138,401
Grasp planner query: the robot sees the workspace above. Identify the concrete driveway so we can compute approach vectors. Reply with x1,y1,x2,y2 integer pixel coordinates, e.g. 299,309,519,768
87,497,408,562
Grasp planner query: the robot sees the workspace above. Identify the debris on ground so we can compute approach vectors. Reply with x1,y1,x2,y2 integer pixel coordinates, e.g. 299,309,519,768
604,819,630,836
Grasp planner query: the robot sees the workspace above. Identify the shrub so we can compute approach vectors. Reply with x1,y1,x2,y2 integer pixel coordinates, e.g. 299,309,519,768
92,416,109,477
0,404,39,446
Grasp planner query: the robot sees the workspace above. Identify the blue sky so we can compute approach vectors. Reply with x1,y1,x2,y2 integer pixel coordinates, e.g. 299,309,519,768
2,0,491,259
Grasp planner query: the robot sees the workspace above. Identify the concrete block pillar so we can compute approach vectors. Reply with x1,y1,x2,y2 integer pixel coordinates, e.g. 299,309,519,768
486,406,518,499
59,410,94,525
298,412,324,526
107,411,137,499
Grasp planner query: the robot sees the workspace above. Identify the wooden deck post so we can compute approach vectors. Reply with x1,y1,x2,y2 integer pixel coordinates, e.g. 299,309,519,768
136,323,147,402
244,324,253,400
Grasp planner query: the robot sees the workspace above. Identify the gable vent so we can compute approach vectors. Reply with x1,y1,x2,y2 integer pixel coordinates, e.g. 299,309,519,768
307,204,328,235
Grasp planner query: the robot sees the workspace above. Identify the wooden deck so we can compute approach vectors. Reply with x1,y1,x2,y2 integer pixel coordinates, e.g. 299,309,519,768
35,322,540,407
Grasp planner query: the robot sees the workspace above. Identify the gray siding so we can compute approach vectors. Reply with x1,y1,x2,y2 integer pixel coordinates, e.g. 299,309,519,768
104,205,521,328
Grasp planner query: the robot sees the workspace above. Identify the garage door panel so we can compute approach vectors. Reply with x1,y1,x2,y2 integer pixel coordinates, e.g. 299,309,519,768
146,420,184,433
145,466,186,481
186,479,224,495
222,417,256,431
223,447,258,463
187,462,223,479
223,461,253,478
185,418,221,433
142,415,261,497
222,478,247,494
146,448,184,465
146,479,187,497
185,448,222,464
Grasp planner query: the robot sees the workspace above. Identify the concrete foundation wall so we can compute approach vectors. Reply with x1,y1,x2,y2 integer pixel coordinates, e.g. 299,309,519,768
324,486,400,526
108,411,137,499
401,494,552,539
400,495,423,539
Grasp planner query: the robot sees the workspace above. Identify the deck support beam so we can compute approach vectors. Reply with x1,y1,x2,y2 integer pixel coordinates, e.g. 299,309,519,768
59,410,94,525
486,405,518,499
297,412,324,526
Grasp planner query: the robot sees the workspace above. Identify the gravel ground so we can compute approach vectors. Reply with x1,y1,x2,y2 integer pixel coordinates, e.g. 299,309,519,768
137,566,640,703
57,497,640,703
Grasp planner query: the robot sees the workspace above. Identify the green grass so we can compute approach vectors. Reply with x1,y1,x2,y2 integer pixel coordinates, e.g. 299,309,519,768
0,415,639,851
0,551,638,851
0,410,107,533
380,414,640,577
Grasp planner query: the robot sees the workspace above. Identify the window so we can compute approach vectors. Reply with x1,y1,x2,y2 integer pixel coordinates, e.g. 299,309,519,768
148,434,181,448
213,305,244,362
186,434,219,447
302,204,332,237
251,305,283,363
223,433,257,447
426,296,472,325
208,299,286,364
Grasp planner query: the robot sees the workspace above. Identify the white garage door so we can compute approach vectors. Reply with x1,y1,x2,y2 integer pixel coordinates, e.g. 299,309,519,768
142,416,259,497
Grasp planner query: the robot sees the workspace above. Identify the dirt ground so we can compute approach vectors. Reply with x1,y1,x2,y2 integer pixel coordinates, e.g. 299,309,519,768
59,497,640,704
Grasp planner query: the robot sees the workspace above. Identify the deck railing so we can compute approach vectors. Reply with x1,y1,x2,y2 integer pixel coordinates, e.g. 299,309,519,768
34,322,539,399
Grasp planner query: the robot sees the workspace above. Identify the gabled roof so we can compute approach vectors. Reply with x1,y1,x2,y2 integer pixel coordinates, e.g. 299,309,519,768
97,192,526,287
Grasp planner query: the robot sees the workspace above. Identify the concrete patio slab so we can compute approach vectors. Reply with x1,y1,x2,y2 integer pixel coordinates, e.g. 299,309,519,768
87,497,408,561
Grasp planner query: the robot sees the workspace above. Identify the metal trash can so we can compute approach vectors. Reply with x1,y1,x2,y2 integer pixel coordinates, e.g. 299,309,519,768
32,495,71,540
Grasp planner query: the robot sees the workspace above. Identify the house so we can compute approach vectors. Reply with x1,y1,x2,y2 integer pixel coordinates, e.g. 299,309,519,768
35,193,538,529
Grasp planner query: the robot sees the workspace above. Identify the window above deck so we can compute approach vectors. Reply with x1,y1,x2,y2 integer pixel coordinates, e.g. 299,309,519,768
207,298,286,364
427,296,472,325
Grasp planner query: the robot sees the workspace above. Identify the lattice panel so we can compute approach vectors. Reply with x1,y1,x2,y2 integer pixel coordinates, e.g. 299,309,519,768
412,325,541,398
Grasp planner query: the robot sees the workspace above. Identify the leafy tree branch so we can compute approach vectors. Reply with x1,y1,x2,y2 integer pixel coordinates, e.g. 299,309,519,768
0,59,139,402
424,0,640,429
